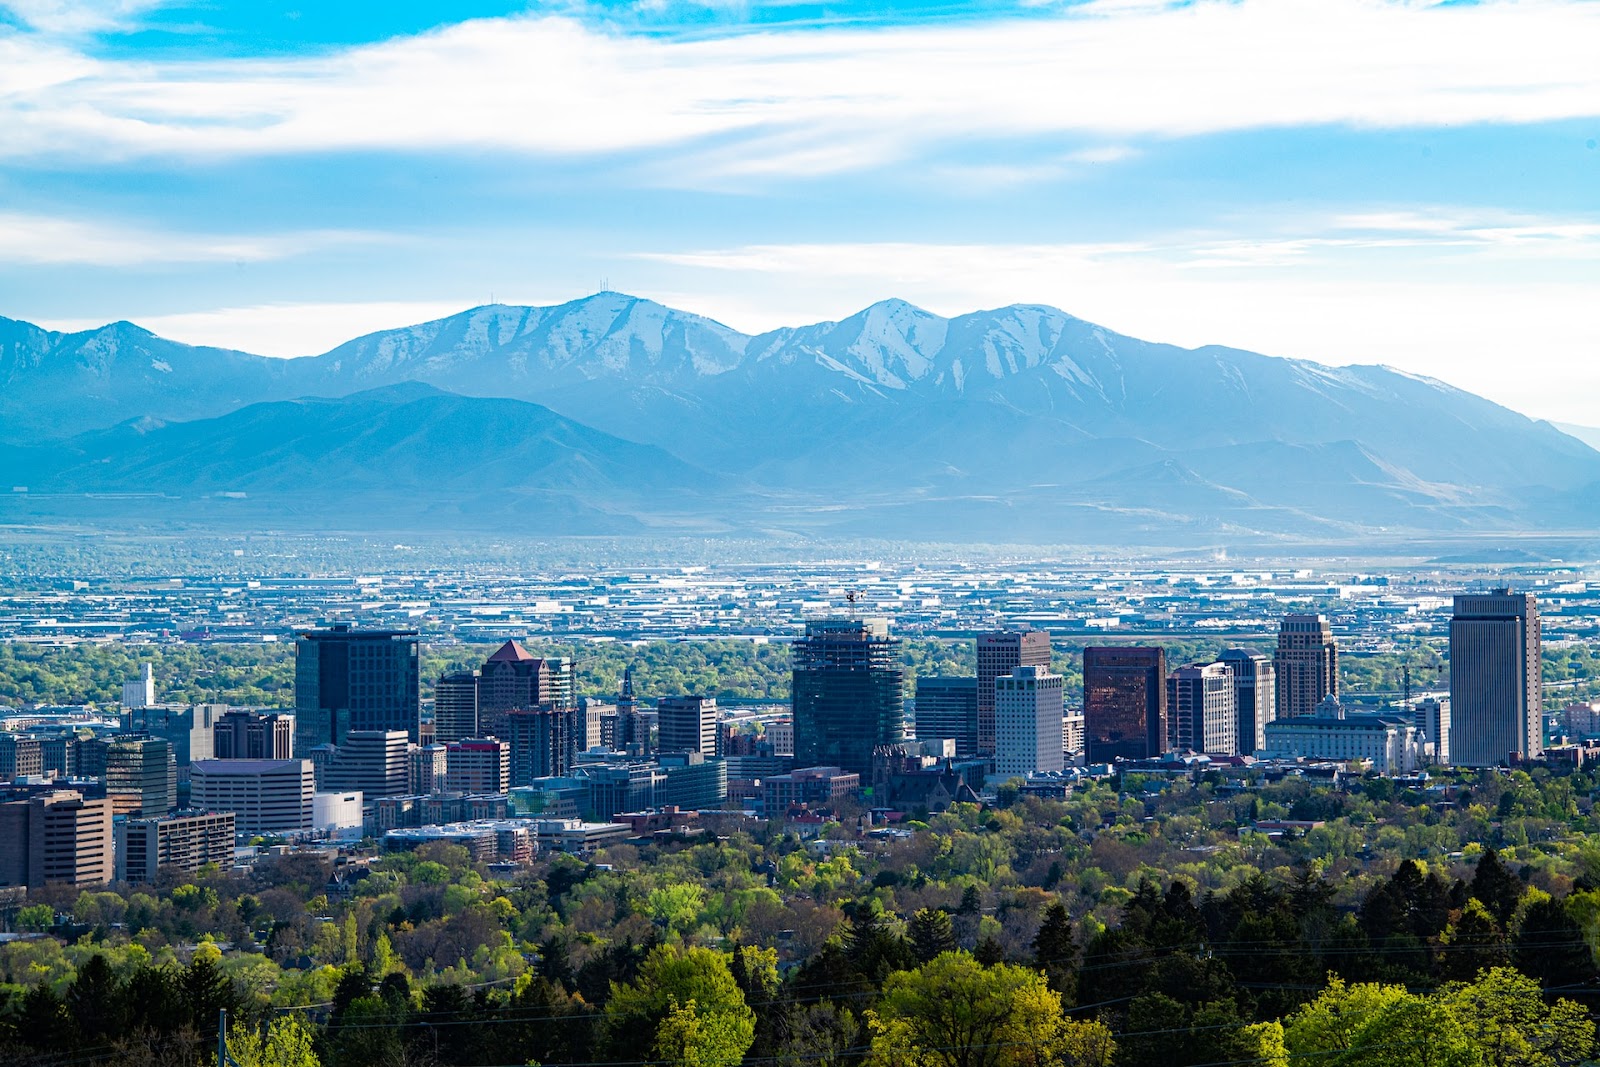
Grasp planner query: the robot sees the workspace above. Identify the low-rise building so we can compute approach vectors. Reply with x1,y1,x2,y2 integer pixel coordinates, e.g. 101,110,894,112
313,791,364,838
117,810,235,883
762,766,859,814
1261,699,1419,774
190,759,315,835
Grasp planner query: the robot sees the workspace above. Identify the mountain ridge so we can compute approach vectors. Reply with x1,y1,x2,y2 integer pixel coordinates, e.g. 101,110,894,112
3,292,1596,544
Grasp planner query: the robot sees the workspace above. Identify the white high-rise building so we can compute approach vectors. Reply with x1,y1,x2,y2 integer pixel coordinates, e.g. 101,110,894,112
1168,662,1239,756
994,666,1065,778
122,663,156,709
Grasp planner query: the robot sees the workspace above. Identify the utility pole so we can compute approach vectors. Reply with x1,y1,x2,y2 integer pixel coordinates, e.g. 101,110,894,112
217,1008,242,1067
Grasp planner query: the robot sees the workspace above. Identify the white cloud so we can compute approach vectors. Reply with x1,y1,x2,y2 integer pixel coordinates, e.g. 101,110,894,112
1,0,167,33
0,211,389,265
1,1,1599,175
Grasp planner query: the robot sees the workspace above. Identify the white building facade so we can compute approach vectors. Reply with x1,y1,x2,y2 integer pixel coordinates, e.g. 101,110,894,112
994,666,1065,778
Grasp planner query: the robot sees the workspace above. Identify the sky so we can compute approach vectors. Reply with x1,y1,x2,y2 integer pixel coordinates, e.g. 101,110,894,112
2,0,1599,424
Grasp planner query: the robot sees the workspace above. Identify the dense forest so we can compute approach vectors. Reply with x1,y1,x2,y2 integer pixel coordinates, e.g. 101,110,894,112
6,766,1600,1066
3,637,1599,709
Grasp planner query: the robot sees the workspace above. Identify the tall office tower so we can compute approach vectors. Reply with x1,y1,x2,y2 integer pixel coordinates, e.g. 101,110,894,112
118,811,235,884
508,707,573,786
410,743,448,794
913,677,980,758
319,730,410,798
1167,662,1239,756
994,665,1066,778
613,668,650,755
1218,649,1275,756
214,710,295,760
976,631,1052,758
122,663,156,709
446,738,511,794
190,759,315,835
479,641,575,737
1416,696,1452,765
433,671,480,744
1083,646,1167,763
1451,590,1543,766
1274,614,1338,719
657,696,718,757
792,617,906,778
104,736,177,817
0,734,43,781
0,790,114,889
295,624,421,751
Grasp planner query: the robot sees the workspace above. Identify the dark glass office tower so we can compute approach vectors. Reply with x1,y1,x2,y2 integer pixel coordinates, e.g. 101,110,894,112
1083,646,1167,763
1451,589,1542,767
433,670,481,744
914,676,980,758
792,617,906,778
295,624,421,750
214,710,294,760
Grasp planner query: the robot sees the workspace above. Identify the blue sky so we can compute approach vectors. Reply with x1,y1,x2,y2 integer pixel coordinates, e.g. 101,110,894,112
2,0,1599,422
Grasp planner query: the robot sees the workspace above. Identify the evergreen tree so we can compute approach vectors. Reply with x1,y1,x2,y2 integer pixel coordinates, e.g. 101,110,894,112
1032,901,1078,998
1471,847,1524,927
907,908,957,964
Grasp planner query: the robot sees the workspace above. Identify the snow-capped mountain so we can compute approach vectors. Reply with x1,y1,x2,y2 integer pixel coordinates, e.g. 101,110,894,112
3,292,1597,543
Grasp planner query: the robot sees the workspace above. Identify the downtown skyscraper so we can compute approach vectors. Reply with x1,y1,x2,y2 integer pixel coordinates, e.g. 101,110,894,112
792,617,906,778
1450,589,1542,766
1274,614,1338,719
976,630,1051,758
294,624,421,750
1083,646,1167,763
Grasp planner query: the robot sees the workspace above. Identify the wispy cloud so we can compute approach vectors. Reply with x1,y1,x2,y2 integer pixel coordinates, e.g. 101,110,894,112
2,1,1599,178
1,0,169,33
0,211,390,266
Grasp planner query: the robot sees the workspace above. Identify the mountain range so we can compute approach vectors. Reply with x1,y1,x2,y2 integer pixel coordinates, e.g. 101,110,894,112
3,292,1596,545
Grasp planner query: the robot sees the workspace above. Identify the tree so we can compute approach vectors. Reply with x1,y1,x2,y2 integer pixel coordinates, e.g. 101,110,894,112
227,1014,321,1067
17,903,54,932
603,944,755,1067
1511,895,1597,992
908,908,958,964
1032,903,1077,999
1284,977,1476,1067
1439,899,1508,982
1472,847,1524,928
66,952,126,1043
866,951,1083,1067
1440,966,1595,1067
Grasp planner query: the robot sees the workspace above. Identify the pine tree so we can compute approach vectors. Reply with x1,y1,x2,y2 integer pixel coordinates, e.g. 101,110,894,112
907,908,957,964
1033,902,1078,999
1470,847,1524,927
